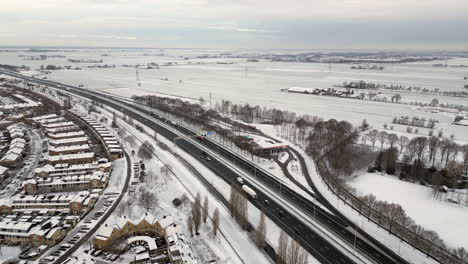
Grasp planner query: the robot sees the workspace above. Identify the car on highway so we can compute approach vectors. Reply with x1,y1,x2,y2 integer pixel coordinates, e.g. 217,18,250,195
264,199,270,205
279,210,285,217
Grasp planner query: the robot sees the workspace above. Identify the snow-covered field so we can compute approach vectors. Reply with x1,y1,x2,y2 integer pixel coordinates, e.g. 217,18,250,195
349,172,468,249
2,49,467,141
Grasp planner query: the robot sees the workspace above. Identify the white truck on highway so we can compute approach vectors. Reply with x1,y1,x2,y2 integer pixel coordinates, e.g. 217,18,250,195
242,185,257,199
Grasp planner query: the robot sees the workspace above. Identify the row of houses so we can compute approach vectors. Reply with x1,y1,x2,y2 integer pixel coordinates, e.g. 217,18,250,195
0,93,42,115
0,111,116,249
0,126,27,167
0,212,80,247
24,170,109,195
68,109,123,160
1,190,97,216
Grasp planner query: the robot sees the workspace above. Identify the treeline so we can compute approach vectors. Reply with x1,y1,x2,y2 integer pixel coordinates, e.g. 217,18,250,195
306,119,375,176
215,99,320,125
364,129,468,187
0,64,29,72
392,116,437,128
132,95,271,158
342,81,468,98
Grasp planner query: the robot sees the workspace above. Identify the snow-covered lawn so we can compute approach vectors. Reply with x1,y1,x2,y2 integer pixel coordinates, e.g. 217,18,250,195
349,172,468,249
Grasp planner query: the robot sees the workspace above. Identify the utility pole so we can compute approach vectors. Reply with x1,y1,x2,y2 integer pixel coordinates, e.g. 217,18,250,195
210,92,212,110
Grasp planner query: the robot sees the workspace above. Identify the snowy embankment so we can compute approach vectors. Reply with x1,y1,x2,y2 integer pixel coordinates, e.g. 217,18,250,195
349,172,468,250
256,123,441,264
90,104,273,264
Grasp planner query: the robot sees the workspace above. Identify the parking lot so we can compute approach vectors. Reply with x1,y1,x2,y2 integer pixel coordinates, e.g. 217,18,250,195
39,193,119,263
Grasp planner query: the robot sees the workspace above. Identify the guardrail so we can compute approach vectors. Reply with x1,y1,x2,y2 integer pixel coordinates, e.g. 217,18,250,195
315,157,465,264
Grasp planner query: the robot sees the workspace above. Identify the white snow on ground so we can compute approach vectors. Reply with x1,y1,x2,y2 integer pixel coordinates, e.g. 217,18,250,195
349,172,468,249
278,152,289,163
0,246,21,262
105,158,126,193
84,104,273,264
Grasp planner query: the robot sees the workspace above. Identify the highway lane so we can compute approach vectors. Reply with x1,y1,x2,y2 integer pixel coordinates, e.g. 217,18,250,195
1,69,407,264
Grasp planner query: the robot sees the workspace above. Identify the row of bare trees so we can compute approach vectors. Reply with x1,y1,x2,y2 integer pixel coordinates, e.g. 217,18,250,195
316,152,467,264
229,186,249,230
187,192,220,238
276,231,308,264
365,129,468,172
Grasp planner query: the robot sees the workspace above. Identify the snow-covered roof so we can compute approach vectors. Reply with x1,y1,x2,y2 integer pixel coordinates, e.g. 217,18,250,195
48,144,90,153
0,165,8,175
31,114,58,121
49,136,88,146
46,152,94,162
48,131,85,139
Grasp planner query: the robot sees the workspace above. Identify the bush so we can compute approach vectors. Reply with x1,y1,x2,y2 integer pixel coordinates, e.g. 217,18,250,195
172,198,182,207
386,167,396,175
399,171,408,180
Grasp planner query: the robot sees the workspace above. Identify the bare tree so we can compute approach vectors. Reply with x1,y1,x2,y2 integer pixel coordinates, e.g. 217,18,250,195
397,136,409,153
384,203,406,232
427,136,439,166
160,163,172,177
445,142,458,168
138,140,155,160
453,247,468,262
367,129,379,148
212,208,220,237
191,192,202,235
229,185,249,230
462,144,468,175
387,133,398,149
125,135,136,147
287,239,301,264
255,211,267,248
378,131,388,151
438,139,451,166
139,188,158,212
116,198,127,217
287,239,308,264
187,215,194,237
413,137,428,161
203,196,209,224
277,230,289,264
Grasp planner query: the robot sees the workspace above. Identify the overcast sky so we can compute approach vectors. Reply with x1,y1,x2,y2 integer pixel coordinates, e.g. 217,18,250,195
1,0,467,49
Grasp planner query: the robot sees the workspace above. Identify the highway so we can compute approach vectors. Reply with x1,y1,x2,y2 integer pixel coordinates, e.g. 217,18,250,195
1,69,410,264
